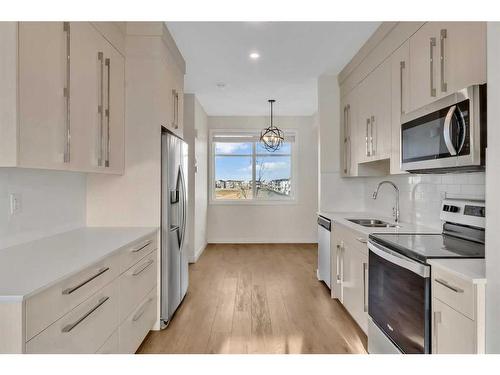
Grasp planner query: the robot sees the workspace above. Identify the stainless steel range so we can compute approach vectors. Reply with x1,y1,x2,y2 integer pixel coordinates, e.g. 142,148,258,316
367,199,485,354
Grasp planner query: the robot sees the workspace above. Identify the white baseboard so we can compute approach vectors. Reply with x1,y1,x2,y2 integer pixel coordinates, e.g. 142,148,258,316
207,238,318,244
188,241,208,263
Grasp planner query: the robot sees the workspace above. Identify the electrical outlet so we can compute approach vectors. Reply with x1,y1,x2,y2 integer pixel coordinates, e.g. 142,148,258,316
9,193,21,216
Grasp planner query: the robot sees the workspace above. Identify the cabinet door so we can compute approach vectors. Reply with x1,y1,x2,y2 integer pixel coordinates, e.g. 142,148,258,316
390,41,410,175
439,22,486,96
409,23,442,111
370,59,391,160
18,22,69,169
342,241,368,333
432,298,476,354
102,39,125,174
70,22,103,172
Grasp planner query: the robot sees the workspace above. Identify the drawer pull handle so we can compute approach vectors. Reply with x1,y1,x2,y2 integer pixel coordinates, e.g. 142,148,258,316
131,240,152,253
435,278,464,293
132,259,154,276
357,237,367,244
132,297,154,322
61,296,109,333
62,267,110,295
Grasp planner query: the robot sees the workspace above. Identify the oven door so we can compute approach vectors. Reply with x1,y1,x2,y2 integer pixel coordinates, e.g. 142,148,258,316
368,241,431,354
400,85,483,172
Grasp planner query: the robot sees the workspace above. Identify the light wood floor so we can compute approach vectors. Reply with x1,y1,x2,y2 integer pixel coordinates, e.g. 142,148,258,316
137,243,367,354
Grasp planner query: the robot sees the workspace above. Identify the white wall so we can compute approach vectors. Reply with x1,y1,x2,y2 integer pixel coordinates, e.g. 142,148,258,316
207,116,318,243
485,22,500,353
0,169,86,249
183,94,208,262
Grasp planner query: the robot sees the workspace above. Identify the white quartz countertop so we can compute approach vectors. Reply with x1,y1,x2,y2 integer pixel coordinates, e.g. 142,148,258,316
0,227,158,302
318,211,440,236
428,258,486,284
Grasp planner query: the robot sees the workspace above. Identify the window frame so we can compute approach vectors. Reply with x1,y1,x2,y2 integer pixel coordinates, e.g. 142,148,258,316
209,129,298,205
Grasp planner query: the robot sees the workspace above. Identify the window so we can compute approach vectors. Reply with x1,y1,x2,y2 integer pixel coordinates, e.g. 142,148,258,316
211,131,296,202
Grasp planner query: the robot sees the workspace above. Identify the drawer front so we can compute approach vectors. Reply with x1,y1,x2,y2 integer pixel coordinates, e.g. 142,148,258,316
25,251,120,341
26,280,119,354
432,267,475,319
121,235,157,273
119,250,157,323
96,329,119,354
118,287,157,354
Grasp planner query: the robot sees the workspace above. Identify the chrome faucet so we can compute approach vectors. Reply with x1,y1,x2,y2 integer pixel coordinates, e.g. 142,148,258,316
372,181,400,223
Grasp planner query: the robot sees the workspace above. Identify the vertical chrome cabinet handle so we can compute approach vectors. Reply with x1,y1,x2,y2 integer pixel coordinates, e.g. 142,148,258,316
172,89,178,129
336,244,341,282
63,22,71,163
343,106,348,174
366,118,370,156
430,37,437,97
346,104,351,175
443,105,458,156
97,52,104,167
370,115,375,156
440,29,447,93
61,296,109,333
433,310,442,350
400,61,406,115
105,57,111,167
363,262,368,312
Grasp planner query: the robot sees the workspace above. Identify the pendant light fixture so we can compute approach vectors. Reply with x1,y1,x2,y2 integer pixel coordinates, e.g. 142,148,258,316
260,99,284,152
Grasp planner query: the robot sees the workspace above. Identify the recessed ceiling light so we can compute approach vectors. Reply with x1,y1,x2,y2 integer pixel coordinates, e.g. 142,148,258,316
216,82,227,89
249,52,260,60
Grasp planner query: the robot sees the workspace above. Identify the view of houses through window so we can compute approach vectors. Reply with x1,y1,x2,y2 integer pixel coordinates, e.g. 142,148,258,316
213,134,293,201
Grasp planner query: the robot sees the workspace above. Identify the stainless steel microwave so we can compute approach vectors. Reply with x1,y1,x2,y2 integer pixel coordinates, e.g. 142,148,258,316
401,85,486,173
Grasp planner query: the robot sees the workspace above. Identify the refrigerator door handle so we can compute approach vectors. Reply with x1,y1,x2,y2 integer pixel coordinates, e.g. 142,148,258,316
177,165,187,251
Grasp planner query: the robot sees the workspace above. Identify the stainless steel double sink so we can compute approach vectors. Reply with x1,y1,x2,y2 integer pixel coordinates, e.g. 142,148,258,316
347,218,400,228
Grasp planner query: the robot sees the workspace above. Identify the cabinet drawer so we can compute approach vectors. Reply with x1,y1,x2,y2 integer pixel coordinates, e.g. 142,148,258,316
96,329,119,354
118,287,157,354
432,267,475,319
26,280,119,354
25,251,120,341
119,250,157,323
121,235,157,272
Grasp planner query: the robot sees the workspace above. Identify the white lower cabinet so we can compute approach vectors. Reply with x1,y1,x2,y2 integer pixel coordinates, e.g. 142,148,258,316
332,223,369,333
119,287,157,354
17,232,158,354
26,280,119,354
430,264,485,354
97,329,119,354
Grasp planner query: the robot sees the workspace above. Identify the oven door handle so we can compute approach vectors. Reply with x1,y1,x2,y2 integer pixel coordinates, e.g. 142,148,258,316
368,242,430,278
443,105,458,156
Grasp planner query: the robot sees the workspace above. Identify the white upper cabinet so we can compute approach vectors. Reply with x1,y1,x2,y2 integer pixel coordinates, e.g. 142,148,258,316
390,40,410,175
0,22,125,174
409,22,486,112
17,22,69,170
357,58,391,163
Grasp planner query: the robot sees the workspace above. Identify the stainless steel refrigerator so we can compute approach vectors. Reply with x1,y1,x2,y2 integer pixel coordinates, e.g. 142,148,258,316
160,128,189,328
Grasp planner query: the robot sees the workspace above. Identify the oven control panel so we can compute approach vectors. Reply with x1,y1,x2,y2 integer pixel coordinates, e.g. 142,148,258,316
440,199,485,229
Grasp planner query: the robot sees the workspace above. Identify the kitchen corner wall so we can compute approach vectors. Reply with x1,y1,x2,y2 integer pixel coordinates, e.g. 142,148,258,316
0,169,86,249
207,116,318,243
183,94,208,262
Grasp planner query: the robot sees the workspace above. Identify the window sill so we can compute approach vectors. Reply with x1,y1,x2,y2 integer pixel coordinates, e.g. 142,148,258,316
209,199,298,206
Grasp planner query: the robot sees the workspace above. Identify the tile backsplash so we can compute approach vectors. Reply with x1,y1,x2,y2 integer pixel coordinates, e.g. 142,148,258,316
364,172,485,229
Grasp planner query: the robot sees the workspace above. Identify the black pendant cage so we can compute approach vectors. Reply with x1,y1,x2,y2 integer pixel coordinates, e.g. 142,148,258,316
260,99,284,152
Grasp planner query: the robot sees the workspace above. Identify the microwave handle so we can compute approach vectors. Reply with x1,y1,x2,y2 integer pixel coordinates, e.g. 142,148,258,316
443,105,458,156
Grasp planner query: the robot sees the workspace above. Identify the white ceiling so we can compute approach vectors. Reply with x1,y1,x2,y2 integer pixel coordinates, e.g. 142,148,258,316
166,22,380,116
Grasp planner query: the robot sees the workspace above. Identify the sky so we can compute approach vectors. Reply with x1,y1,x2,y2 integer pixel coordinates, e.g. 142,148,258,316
215,142,291,181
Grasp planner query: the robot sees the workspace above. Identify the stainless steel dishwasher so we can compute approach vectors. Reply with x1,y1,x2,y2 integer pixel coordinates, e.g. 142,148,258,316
317,215,332,289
